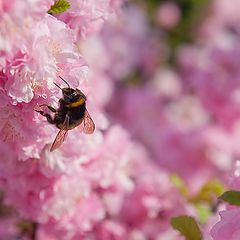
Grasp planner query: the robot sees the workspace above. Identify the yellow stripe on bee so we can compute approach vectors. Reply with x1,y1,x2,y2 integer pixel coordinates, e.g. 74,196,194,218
66,98,85,108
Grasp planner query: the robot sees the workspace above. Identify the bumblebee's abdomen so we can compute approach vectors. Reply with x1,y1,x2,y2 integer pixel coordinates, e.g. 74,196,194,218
70,103,86,121
55,103,86,130
54,112,66,129
68,105,86,129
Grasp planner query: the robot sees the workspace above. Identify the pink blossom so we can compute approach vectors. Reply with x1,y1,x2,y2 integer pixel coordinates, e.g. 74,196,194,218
156,2,181,29
56,0,125,39
106,83,227,189
88,5,163,80
200,0,240,41
211,209,240,240
0,0,53,19
0,125,131,237
0,13,89,161
178,39,240,127
1,0,240,239
0,0,15,14
210,156,240,239
2,15,87,104
0,218,19,239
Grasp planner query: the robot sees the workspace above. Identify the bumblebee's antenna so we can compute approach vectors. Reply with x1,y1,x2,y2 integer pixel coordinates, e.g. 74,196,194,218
59,76,70,88
53,82,62,89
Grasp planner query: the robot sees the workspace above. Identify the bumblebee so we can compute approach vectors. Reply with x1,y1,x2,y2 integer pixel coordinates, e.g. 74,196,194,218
35,76,95,152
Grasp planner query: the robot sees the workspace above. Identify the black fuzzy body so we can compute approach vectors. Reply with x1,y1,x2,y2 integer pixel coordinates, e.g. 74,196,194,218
54,99,86,130
35,87,87,130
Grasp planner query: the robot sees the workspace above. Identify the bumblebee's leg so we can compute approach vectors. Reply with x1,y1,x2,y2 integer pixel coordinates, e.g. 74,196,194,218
39,104,57,113
34,110,55,124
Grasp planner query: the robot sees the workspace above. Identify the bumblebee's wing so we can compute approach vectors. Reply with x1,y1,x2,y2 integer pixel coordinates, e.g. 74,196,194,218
83,109,95,134
50,114,70,152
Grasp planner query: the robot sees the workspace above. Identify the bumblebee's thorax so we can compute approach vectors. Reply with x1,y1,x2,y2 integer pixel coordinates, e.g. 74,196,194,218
61,88,86,108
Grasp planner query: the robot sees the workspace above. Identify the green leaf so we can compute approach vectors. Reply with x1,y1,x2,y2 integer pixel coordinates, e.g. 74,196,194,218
48,0,71,14
170,174,189,197
219,190,240,206
195,204,211,224
190,179,225,205
171,215,203,240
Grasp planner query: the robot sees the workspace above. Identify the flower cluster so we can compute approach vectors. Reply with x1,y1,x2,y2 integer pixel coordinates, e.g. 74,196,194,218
2,0,240,239
79,0,240,239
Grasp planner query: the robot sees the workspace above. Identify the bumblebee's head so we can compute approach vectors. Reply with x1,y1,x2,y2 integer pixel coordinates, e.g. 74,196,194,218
62,88,86,103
